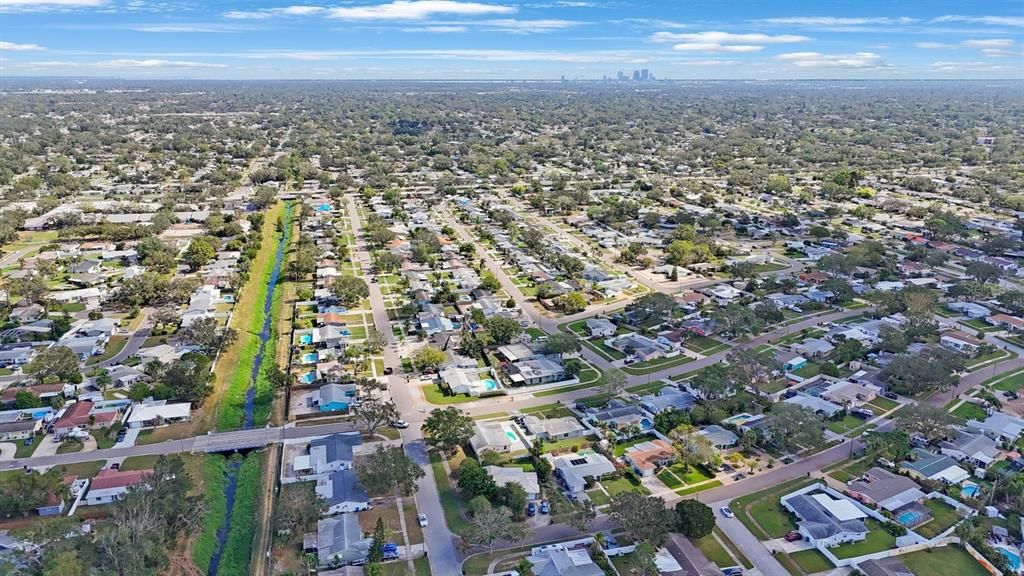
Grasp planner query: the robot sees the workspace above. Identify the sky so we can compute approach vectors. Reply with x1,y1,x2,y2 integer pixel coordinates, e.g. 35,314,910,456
0,0,1022,80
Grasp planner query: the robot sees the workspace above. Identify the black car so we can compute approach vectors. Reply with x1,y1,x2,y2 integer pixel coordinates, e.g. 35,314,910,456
383,367,394,375
882,391,899,400
23,437,33,446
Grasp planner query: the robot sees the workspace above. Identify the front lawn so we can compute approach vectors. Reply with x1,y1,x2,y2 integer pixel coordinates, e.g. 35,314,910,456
422,383,476,405
966,348,1016,371
601,475,649,496
86,335,128,365
623,353,695,375
831,519,897,559
989,367,1024,392
691,534,734,567
865,396,900,412
675,480,722,495
827,415,865,435
951,402,987,422
789,549,834,573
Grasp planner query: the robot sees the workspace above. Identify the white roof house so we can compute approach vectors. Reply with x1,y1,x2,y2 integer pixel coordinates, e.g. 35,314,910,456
125,401,192,429
469,420,526,455
485,465,541,499
547,450,616,494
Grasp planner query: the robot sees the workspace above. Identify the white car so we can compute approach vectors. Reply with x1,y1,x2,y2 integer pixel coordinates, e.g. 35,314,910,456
720,506,735,518
391,420,410,429
417,513,428,527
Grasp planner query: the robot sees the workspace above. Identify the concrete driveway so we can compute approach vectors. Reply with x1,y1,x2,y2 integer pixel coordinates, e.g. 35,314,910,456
32,434,98,458
0,442,16,461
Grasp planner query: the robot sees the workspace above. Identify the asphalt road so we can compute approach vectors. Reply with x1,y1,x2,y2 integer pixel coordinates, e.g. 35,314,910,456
347,195,463,576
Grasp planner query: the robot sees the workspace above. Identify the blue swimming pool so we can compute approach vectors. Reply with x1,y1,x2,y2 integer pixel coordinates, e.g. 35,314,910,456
505,430,517,442
316,204,332,212
640,418,654,430
340,329,351,336
299,333,313,345
897,510,920,526
961,483,979,498
483,378,498,391
299,372,315,384
997,548,1021,572
301,352,318,364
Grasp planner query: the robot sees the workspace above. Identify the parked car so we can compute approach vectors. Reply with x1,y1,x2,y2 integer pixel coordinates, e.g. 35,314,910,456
851,408,874,419
527,502,537,516
383,367,394,375
382,543,399,560
23,437,33,447
539,500,549,514
882,391,899,400
417,513,428,527
719,506,734,518
721,567,744,576
784,531,802,542
391,420,409,429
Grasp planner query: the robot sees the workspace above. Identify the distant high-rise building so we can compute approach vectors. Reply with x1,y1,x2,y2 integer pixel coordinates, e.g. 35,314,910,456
617,70,626,81
640,69,650,81
632,70,641,81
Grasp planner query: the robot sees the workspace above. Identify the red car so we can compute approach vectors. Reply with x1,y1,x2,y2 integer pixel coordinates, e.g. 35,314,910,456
784,532,802,542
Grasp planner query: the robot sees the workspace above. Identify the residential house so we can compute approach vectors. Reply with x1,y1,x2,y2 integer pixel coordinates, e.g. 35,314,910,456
316,383,358,412
0,419,41,441
777,350,808,372
84,468,151,505
180,285,220,328
315,515,373,567
527,546,604,576
606,332,671,361
521,415,586,441
939,330,985,356
51,401,118,435
440,366,502,397
965,411,1024,443
856,557,915,576
315,469,371,515
505,357,570,387
793,338,835,359
0,347,35,369
987,314,1024,333
784,394,842,418
469,420,525,455
940,431,1001,468
589,405,651,435
900,448,970,484
846,467,926,512
781,490,869,547
698,425,739,449
485,466,541,500
293,433,362,476
948,302,991,319
821,381,879,407
548,450,616,495
124,400,192,429
584,318,616,338
638,387,696,415
623,439,677,477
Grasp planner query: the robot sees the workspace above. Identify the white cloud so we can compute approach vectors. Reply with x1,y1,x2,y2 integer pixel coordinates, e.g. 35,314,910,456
478,18,579,33
982,48,1021,58
240,49,653,63
755,16,917,26
326,1,515,20
672,43,762,53
224,6,327,19
651,31,809,44
0,41,46,51
915,42,955,49
133,24,249,33
0,0,105,7
775,51,885,68
400,25,468,32
94,59,227,69
933,15,1024,28
930,60,1011,72
13,58,227,70
962,38,1015,48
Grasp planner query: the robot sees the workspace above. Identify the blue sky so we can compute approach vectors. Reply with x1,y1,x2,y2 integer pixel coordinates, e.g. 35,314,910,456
1,0,1022,79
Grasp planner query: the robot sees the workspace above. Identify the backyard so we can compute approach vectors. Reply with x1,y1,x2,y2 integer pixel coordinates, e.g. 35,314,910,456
901,544,991,576
830,519,897,559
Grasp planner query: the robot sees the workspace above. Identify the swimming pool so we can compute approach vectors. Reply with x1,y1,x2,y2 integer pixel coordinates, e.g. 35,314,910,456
482,378,498,391
316,204,332,212
897,510,921,526
299,372,316,384
299,333,313,345
301,352,318,364
961,483,979,498
340,329,351,336
640,418,654,430
997,547,1021,572
505,430,518,442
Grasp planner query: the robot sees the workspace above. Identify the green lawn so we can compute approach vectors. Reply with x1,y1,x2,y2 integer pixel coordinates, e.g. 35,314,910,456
428,452,471,536
657,469,683,488
960,318,1000,332
86,335,128,365
91,429,119,450
692,532,733,565
622,353,694,375
950,402,987,421
684,336,730,355
989,367,1024,392
789,549,834,573
121,454,162,471
601,475,649,496
586,489,610,507
59,460,105,479
668,463,714,485
965,348,1016,371
731,478,815,540
422,383,477,405
915,498,962,539
539,435,595,455
901,544,990,576
831,520,897,559
675,480,722,495
828,414,867,435
865,396,900,412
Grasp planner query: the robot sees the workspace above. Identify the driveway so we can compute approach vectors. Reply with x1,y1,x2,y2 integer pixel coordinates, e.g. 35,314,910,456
711,506,790,576
30,434,98,459
0,442,15,461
